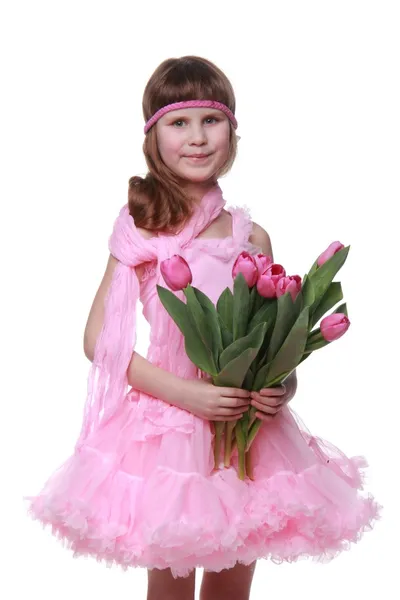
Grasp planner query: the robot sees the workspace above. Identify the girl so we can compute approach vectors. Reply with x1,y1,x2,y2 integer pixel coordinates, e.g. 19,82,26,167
25,56,381,600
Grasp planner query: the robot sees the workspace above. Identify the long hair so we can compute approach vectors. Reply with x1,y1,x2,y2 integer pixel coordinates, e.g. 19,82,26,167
128,56,239,234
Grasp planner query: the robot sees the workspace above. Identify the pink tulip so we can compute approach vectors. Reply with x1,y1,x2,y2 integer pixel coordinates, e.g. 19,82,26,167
232,251,259,287
256,275,277,298
253,253,273,276
320,313,350,341
276,274,302,301
264,263,286,281
160,255,192,291
256,263,286,298
317,241,344,267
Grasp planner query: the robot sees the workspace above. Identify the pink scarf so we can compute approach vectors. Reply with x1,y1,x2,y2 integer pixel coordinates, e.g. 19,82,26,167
75,184,226,449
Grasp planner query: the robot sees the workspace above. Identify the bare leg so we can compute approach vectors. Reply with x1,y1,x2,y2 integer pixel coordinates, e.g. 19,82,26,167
147,567,196,600
200,560,257,600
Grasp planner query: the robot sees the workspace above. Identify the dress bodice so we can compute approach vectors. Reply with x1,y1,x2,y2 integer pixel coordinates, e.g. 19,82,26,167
136,204,263,377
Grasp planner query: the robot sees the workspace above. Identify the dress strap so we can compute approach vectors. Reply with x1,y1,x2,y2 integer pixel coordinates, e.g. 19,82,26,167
230,204,254,247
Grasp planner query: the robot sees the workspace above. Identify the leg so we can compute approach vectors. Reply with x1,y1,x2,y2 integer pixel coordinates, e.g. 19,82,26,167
147,567,196,600
200,560,257,600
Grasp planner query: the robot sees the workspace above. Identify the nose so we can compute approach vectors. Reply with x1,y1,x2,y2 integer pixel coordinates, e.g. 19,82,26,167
188,122,207,144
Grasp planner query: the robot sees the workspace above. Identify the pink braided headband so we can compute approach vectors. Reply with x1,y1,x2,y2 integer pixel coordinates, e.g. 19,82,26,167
143,100,238,134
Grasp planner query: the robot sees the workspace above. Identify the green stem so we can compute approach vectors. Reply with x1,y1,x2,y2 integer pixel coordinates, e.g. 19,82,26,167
245,447,254,480
246,418,263,452
235,421,247,480
213,421,225,469
237,445,246,480
224,421,236,467
248,407,257,431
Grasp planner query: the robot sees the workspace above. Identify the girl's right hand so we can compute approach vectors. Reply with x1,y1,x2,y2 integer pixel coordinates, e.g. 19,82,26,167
180,376,252,421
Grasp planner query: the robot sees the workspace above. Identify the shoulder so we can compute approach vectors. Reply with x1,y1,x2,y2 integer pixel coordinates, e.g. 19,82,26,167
249,221,274,259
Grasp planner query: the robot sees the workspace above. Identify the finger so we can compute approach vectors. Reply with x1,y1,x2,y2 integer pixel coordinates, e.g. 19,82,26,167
221,388,251,398
251,395,284,408
217,406,249,417
213,414,244,422
219,397,251,409
259,385,286,396
251,399,281,414
254,411,275,422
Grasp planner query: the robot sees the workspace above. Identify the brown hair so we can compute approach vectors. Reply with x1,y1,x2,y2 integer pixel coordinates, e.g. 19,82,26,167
128,55,239,234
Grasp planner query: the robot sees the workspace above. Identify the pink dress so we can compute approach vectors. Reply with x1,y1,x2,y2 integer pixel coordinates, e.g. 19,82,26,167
25,186,381,578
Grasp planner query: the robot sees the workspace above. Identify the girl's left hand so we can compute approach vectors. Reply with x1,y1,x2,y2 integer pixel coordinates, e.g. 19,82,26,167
250,384,289,422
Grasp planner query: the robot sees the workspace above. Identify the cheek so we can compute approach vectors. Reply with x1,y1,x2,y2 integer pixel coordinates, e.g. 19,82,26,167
213,124,231,155
157,132,182,162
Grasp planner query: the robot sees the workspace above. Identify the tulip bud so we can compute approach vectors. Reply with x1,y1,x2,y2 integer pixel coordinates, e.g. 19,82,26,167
264,263,286,281
232,251,258,287
253,253,273,276
256,263,286,298
317,241,345,267
256,275,276,298
160,255,192,291
320,313,350,341
276,275,302,301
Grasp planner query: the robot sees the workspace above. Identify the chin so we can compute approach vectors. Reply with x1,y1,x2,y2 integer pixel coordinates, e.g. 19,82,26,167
180,171,216,183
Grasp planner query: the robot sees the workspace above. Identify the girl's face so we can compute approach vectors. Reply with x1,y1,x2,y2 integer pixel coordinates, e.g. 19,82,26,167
155,107,231,193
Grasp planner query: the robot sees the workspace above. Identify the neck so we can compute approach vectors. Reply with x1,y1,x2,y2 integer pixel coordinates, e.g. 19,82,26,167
180,179,218,205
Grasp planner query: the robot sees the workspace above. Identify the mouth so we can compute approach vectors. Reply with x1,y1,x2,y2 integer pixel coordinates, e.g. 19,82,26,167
185,154,211,161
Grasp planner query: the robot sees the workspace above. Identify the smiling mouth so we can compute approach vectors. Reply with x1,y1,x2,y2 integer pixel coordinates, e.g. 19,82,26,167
185,154,210,160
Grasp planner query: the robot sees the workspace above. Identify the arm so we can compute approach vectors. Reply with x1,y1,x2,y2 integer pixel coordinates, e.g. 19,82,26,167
83,252,190,409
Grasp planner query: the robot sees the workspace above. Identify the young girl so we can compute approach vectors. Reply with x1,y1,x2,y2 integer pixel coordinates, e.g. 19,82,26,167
25,56,381,600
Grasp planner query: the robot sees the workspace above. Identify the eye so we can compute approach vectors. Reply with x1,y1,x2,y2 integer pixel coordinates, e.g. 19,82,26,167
171,116,220,127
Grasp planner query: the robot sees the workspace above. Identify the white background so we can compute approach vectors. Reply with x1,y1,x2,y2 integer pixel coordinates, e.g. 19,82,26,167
1,1,398,598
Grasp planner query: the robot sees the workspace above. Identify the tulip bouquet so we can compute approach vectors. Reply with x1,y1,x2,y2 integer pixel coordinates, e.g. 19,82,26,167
156,241,351,480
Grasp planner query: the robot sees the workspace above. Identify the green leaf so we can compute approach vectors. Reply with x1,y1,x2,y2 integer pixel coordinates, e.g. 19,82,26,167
333,302,348,317
248,284,258,317
249,285,265,317
157,284,192,337
232,272,250,340
183,286,218,373
303,302,348,356
216,287,234,334
252,361,271,391
219,322,267,371
157,284,217,374
265,306,310,384
193,287,223,367
304,337,330,352
213,346,262,388
217,313,233,348
309,245,350,315
247,299,276,334
301,274,315,308
310,282,343,328
243,366,255,390
307,257,319,277
266,292,301,363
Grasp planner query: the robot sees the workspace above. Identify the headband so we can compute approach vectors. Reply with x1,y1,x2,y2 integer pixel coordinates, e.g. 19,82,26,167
144,100,238,134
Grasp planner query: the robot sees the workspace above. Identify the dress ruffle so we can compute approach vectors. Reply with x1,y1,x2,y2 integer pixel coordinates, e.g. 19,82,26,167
25,392,382,578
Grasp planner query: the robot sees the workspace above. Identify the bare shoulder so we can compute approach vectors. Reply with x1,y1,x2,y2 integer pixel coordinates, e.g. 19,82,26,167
249,221,274,260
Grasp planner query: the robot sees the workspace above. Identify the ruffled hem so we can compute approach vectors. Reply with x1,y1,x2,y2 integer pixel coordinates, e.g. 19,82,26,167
24,443,382,579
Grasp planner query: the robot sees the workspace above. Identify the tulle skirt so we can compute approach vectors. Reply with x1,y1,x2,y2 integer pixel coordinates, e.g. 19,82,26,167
24,390,382,578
